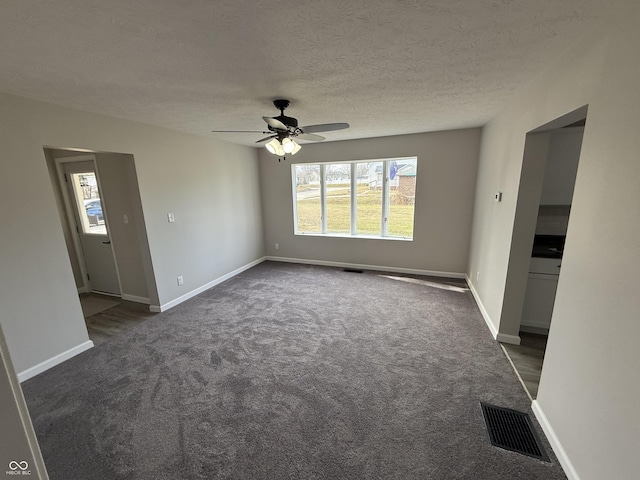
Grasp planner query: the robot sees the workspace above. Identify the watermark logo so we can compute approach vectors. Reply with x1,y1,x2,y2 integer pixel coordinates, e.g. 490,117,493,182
5,461,30,476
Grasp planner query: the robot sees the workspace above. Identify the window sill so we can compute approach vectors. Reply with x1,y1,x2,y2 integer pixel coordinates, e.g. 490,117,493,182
294,232,413,241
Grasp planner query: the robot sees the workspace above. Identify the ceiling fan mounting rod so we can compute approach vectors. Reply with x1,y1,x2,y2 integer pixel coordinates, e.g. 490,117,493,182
273,99,290,114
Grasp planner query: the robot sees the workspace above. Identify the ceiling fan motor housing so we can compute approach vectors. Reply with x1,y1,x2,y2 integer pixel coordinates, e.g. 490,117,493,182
273,115,298,129
271,99,298,130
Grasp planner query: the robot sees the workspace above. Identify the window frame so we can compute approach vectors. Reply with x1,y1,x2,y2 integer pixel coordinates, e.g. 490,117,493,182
291,157,417,240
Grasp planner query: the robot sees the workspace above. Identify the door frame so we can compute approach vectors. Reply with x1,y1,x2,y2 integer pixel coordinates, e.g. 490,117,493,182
499,106,588,342
54,154,122,296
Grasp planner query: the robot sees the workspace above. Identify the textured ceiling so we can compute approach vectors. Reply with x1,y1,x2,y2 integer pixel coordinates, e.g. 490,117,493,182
0,0,609,146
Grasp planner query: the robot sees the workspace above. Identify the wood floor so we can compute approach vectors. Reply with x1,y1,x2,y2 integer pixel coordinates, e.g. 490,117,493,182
501,332,548,399
82,294,156,345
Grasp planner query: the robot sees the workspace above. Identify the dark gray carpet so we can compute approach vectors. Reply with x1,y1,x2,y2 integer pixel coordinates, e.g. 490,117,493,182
22,261,566,479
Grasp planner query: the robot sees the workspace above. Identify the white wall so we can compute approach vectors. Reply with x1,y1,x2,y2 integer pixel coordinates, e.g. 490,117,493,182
540,128,583,206
95,152,152,301
0,92,263,374
259,129,481,275
0,324,48,479
42,149,85,289
467,3,640,478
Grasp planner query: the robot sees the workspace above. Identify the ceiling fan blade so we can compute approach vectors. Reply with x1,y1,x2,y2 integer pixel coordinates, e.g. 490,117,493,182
255,135,276,143
297,133,325,142
300,122,349,133
211,130,270,133
262,116,288,131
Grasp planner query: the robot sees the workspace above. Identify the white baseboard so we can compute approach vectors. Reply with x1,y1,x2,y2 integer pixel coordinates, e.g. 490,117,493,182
265,256,466,279
465,275,521,345
150,257,267,313
77,286,89,294
90,290,121,298
18,340,94,383
532,400,580,480
149,256,464,314
121,294,150,304
496,333,521,345
465,275,497,338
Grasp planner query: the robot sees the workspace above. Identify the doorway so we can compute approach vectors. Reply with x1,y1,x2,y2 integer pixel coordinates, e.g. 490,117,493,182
58,158,121,296
45,147,158,340
500,109,586,399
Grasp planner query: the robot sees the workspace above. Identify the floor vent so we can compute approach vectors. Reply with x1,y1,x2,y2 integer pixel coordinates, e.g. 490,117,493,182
343,268,363,273
480,402,549,461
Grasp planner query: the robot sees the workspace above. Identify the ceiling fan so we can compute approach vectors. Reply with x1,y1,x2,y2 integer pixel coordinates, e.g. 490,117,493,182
211,99,349,159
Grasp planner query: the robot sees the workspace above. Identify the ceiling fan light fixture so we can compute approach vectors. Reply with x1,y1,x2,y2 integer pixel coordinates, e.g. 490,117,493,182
289,140,301,155
282,137,297,154
265,138,282,155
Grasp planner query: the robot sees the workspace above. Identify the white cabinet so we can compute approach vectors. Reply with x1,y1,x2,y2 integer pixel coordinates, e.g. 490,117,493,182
521,258,561,331
529,257,562,275
540,127,583,205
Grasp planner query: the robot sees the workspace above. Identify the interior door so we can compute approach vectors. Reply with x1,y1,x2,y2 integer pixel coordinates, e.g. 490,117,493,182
63,161,121,296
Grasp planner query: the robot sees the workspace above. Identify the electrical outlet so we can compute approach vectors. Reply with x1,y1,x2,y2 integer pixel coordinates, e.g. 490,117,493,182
177,275,184,286
168,212,175,223
123,214,129,224
275,243,279,250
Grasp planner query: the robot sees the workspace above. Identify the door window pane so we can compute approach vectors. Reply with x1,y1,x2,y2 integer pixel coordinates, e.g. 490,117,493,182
387,158,417,238
356,162,382,235
294,165,321,233
70,172,106,235
325,164,351,234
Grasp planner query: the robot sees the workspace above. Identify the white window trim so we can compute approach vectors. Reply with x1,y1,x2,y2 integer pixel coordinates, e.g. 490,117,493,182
292,157,416,240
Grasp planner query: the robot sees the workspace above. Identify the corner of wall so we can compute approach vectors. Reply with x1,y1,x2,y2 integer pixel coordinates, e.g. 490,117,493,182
17,341,94,383
465,274,520,344
531,400,580,480
0,324,49,479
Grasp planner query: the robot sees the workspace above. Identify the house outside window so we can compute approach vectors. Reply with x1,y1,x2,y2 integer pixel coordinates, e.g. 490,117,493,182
292,157,417,240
